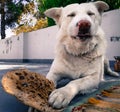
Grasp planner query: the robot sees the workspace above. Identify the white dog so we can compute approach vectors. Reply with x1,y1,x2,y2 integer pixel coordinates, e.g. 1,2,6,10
44,1,119,109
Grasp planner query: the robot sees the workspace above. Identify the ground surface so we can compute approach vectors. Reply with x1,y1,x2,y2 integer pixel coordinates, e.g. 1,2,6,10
0,61,120,112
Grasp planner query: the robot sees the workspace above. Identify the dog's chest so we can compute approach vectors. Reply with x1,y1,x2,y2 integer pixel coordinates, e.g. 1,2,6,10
62,56,102,79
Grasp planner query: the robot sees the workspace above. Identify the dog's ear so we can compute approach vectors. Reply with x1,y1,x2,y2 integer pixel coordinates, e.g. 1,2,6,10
44,8,62,24
94,1,109,14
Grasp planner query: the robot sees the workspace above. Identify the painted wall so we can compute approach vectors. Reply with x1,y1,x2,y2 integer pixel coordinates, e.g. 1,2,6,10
0,34,23,60
0,9,120,61
23,26,58,59
102,9,120,60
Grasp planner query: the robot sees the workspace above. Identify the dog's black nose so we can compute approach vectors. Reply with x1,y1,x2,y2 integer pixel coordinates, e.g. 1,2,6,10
77,20,91,34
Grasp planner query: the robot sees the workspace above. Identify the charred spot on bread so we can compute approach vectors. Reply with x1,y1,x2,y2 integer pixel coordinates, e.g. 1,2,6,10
19,75,25,80
17,86,22,90
23,71,28,76
21,82,28,87
30,76,34,80
15,72,22,76
30,90,35,93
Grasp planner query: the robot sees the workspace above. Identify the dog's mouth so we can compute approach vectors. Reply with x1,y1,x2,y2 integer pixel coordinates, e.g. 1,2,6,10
72,27,92,41
77,33,92,41
72,33,92,41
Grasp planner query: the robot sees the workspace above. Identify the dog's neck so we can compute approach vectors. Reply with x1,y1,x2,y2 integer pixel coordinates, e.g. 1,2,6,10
63,43,102,60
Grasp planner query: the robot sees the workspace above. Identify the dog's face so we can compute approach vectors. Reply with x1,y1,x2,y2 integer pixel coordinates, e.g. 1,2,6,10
45,1,109,55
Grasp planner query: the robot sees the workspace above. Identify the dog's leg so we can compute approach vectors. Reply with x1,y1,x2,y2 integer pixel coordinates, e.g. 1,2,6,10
46,71,61,87
48,72,100,109
104,58,119,77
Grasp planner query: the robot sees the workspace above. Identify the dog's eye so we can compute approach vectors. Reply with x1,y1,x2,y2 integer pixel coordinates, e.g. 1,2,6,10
67,13,76,17
87,11,95,16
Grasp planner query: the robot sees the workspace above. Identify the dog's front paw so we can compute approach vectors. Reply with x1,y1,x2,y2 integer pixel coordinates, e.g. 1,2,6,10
48,87,73,109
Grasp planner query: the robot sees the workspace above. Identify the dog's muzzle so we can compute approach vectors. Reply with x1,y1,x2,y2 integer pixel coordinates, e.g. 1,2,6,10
76,20,92,41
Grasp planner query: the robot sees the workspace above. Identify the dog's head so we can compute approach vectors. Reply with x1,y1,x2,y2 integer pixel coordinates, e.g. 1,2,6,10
45,1,109,56
45,1,108,41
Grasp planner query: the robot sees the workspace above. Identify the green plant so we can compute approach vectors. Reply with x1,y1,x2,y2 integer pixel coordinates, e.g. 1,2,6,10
38,0,120,27
38,0,87,26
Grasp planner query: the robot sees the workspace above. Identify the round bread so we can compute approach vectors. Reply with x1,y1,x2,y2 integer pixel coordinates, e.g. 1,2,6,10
1,69,60,112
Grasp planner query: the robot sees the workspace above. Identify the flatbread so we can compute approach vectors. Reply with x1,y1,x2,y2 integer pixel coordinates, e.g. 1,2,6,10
1,69,60,112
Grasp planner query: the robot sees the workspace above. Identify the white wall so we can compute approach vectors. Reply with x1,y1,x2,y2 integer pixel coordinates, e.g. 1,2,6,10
23,26,58,59
0,34,23,60
102,9,120,60
0,9,120,61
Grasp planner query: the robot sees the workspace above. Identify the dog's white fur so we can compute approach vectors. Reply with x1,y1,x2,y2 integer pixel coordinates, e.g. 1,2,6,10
44,1,119,109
